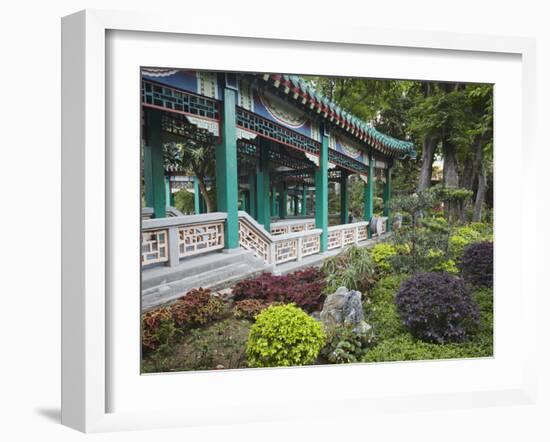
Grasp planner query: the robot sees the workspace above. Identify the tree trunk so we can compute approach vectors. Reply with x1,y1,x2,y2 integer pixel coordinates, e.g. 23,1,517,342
197,178,213,213
442,136,461,222
472,136,487,222
417,135,438,192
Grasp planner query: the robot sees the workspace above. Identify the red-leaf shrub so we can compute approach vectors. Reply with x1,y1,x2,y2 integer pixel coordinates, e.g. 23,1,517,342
232,267,326,313
233,299,276,320
141,307,176,352
459,241,493,288
170,287,224,327
395,272,479,344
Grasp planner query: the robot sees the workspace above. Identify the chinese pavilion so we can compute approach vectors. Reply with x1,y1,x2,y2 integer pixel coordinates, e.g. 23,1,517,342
140,69,415,308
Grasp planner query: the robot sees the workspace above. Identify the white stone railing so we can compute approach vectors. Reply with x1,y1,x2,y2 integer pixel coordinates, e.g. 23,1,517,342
326,221,369,250
238,211,322,265
270,218,316,235
141,212,227,267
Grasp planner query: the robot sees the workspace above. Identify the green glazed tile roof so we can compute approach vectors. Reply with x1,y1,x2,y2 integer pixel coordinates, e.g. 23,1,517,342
259,73,416,159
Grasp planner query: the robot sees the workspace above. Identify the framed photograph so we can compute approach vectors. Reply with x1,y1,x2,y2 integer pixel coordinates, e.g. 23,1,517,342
61,9,537,433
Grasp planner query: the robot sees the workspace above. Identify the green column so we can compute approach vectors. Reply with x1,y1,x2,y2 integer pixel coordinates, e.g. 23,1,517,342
301,186,307,216
256,139,271,231
144,109,166,218
193,176,201,214
364,153,374,238
248,174,257,219
245,191,249,213
340,170,349,224
293,195,299,216
278,182,287,219
383,163,392,232
164,176,171,208
215,84,239,249
315,126,329,252
271,187,277,218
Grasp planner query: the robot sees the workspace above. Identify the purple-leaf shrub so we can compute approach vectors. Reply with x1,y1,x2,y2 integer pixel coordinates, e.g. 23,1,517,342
395,272,479,344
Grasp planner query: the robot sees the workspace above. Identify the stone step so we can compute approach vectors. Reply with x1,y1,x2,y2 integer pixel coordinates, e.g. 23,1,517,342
142,248,254,290
141,253,268,311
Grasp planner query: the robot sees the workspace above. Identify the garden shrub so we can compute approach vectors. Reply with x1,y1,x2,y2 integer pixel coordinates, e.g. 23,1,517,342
170,288,225,328
233,299,277,320
363,274,408,341
370,243,397,273
459,241,493,288
246,304,326,367
141,307,176,353
322,245,377,293
395,272,479,343
362,334,492,363
473,288,493,341
320,325,375,364
449,226,482,258
232,268,326,313
427,249,459,274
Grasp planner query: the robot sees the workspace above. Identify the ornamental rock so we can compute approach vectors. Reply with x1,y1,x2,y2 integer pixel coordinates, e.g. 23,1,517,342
320,286,372,334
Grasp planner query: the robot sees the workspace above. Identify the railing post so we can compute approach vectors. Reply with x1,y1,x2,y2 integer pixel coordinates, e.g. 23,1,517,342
297,237,303,262
167,225,181,267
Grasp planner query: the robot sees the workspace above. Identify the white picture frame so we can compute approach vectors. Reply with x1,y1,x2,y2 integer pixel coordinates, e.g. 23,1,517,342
61,9,537,433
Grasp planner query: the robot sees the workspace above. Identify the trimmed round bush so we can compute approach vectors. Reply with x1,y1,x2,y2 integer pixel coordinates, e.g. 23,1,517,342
246,304,325,367
395,272,479,344
459,241,493,288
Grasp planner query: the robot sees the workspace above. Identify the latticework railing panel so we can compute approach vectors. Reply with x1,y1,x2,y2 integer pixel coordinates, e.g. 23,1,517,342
275,239,298,264
343,228,356,245
270,225,289,235
179,222,224,257
327,230,342,250
141,230,169,265
357,225,368,241
239,221,270,262
301,235,321,257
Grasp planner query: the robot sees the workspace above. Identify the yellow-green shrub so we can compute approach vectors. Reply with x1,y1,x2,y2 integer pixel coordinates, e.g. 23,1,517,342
246,304,325,368
370,243,397,273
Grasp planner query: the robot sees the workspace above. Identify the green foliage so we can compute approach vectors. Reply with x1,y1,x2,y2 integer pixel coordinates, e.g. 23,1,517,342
320,325,375,364
362,334,491,363
181,320,249,371
369,243,397,273
449,226,482,258
363,274,409,341
246,304,326,368
173,188,195,214
431,184,474,205
321,245,377,293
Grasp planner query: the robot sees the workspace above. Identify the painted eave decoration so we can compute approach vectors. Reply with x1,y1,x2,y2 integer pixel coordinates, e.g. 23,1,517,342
256,73,417,160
